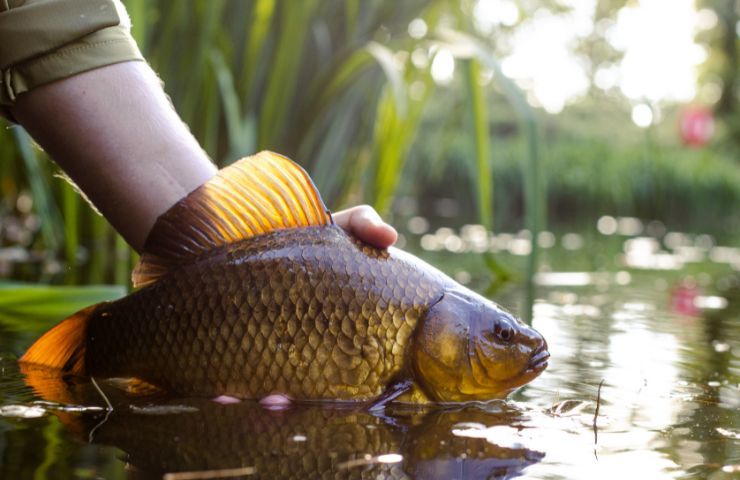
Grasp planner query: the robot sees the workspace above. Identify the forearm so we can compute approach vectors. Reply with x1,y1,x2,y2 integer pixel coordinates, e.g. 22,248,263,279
10,61,216,251
2,0,396,254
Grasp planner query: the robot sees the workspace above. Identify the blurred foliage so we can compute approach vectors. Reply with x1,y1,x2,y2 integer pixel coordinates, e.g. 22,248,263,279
130,0,444,197
411,94,740,238
0,0,738,292
0,283,125,323
0,0,544,291
696,0,740,150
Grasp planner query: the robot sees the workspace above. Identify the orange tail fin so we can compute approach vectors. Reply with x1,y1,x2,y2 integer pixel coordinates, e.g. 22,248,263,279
19,303,102,375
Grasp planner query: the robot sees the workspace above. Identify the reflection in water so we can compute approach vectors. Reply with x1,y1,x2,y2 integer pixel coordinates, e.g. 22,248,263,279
518,278,740,480
12,370,545,479
1,236,739,479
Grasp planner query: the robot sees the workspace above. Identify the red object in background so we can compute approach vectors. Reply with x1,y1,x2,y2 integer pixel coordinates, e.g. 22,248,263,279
671,280,700,317
679,106,714,147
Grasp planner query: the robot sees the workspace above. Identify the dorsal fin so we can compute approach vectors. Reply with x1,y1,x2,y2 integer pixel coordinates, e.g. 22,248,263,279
132,151,333,288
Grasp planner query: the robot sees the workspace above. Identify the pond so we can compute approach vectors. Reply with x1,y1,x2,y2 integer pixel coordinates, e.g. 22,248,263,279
0,219,738,479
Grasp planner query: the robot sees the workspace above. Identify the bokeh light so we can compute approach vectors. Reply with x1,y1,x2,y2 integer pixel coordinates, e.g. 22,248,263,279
631,104,654,128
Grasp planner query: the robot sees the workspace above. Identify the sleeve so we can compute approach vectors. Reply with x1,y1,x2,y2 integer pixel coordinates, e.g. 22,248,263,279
0,0,144,120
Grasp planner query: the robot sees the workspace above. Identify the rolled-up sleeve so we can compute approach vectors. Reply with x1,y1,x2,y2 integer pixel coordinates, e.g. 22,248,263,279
0,0,143,118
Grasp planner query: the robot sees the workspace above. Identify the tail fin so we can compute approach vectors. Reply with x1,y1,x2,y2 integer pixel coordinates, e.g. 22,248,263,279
19,304,102,375
20,362,91,438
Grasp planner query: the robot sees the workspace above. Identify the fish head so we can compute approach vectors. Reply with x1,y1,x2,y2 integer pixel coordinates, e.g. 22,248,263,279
413,289,548,402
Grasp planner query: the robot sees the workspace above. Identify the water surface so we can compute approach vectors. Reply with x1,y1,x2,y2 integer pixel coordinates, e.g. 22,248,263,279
1,227,738,479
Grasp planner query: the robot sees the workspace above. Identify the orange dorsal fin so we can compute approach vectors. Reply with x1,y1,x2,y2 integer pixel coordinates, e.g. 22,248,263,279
19,304,100,375
132,151,333,288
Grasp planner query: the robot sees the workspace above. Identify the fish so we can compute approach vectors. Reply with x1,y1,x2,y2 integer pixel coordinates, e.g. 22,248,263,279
20,151,548,403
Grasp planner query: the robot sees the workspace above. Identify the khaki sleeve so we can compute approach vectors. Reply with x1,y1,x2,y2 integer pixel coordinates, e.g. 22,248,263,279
0,0,144,119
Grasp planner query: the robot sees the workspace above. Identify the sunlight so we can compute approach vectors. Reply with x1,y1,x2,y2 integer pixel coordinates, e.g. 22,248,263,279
607,318,680,430
431,48,455,85
474,0,705,112
500,5,592,113
473,0,520,30
610,0,705,102
408,18,428,39
631,104,654,128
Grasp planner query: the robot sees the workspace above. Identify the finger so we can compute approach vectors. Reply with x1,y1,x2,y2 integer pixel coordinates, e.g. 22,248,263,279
334,205,397,249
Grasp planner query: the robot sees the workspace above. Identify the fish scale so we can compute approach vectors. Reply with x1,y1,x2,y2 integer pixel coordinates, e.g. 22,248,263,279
84,225,445,400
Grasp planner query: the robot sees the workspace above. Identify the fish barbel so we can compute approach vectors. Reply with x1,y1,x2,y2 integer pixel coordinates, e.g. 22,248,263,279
20,151,548,403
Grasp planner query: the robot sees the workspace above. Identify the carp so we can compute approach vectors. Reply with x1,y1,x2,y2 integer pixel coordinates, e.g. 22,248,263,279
20,151,548,403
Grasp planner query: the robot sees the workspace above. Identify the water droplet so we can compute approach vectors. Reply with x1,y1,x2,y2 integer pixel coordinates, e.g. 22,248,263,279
376,453,403,464
561,233,583,251
538,231,556,248
407,216,429,235
597,216,617,235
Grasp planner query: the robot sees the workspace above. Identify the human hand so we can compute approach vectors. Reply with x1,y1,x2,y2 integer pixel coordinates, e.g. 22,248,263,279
334,205,397,249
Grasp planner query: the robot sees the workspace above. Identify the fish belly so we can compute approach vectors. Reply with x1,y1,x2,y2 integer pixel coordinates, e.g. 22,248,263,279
85,227,443,400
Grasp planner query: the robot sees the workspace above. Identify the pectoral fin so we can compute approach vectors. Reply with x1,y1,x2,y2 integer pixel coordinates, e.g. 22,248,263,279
368,379,413,412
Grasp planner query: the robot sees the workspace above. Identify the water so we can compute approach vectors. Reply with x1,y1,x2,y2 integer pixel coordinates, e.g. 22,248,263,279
0,225,738,479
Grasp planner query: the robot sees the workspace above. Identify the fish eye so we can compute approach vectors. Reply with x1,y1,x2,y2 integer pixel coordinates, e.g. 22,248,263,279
494,323,514,342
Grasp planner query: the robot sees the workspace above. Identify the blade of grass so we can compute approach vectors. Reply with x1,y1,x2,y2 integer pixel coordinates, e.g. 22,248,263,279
463,58,511,284
464,59,492,229
371,87,402,215
308,88,366,198
258,1,318,148
200,66,220,158
12,127,63,253
86,213,109,284
179,0,226,124
302,48,375,128
210,49,256,161
61,181,79,269
126,0,149,52
238,0,277,101
370,75,431,216
436,28,544,322
113,234,130,288
0,284,126,318
366,42,423,215
366,42,407,118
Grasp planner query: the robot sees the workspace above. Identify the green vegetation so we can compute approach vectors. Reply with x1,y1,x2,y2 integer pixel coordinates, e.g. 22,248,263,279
0,1,545,300
0,283,125,321
410,97,740,238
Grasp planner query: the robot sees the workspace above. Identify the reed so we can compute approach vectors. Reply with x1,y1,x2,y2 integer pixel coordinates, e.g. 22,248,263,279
0,283,125,323
435,29,543,322
2,1,546,320
11,128,63,254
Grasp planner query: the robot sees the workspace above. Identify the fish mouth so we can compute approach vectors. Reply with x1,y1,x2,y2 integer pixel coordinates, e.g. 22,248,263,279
525,343,550,374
